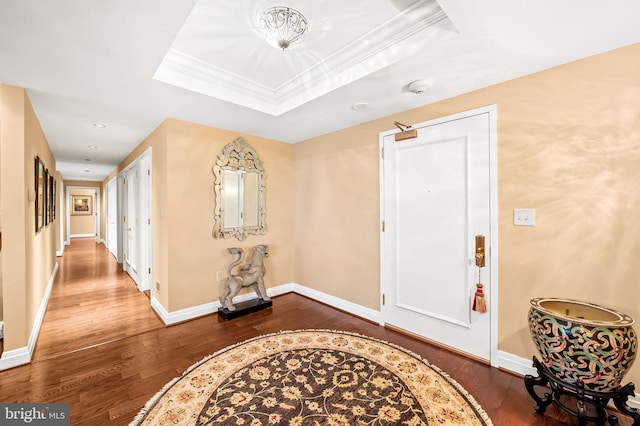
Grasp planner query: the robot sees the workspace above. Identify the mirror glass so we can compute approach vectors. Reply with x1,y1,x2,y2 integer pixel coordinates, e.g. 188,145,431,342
213,137,266,240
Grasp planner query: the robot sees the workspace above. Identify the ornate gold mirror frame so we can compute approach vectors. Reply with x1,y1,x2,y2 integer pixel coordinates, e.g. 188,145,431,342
212,137,266,240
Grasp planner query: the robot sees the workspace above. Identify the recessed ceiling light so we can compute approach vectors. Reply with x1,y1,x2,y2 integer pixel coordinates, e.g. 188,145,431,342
408,80,430,95
87,145,98,149
84,158,92,162
93,123,106,128
351,102,371,112
84,169,91,173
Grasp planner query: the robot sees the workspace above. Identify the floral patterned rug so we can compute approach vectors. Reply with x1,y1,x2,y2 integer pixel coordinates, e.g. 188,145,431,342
131,330,492,425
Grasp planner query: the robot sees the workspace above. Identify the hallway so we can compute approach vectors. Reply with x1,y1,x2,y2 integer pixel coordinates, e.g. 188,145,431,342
35,238,164,360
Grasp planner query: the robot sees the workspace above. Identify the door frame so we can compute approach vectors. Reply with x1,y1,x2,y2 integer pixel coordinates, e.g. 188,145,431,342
120,159,140,288
65,185,101,245
106,176,118,259
379,105,499,366
118,147,152,292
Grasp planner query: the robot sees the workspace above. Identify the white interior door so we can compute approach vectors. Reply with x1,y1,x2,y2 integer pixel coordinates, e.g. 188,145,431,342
137,149,152,292
124,166,139,287
106,178,118,258
381,106,497,363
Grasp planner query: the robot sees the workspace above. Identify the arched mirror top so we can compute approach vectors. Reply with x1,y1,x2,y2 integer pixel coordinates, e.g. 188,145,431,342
212,137,266,241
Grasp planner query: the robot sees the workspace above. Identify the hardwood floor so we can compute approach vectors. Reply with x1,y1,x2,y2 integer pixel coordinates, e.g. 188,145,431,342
0,238,632,425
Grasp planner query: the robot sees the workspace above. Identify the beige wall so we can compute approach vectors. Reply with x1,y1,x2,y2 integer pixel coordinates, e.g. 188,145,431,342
115,119,294,313
0,84,58,351
293,43,640,385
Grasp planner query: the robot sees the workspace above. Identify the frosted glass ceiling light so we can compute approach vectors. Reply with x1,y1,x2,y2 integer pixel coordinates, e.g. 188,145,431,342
259,6,308,50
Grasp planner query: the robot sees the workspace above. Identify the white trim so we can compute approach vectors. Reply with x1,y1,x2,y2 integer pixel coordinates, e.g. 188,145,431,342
0,321,3,339
151,283,295,325
56,249,64,257
70,233,97,238
150,283,382,326
0,347,30,370
497,351,640,409
0,262,58,370
497,350,537,377
291,284,383,325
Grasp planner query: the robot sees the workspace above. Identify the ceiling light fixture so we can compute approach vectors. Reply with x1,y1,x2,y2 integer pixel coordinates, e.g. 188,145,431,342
259,6,308,51
93,123,106,128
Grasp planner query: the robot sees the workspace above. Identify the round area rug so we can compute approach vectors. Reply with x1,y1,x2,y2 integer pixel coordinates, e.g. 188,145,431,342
131,330,492,425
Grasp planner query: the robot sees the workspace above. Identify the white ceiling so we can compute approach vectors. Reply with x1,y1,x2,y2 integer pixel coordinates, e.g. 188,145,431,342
1,0,639,181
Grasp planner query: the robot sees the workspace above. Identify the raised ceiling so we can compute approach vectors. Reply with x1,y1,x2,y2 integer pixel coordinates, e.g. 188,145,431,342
0,0,639,180
154,0,455,115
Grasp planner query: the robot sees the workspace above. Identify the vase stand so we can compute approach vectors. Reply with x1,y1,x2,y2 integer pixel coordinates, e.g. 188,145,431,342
524,357,640,426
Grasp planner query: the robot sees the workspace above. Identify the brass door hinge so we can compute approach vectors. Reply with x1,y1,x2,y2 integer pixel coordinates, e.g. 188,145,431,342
381,147,384,159
148,267,151,274
381,221,385,232
382,294,386,306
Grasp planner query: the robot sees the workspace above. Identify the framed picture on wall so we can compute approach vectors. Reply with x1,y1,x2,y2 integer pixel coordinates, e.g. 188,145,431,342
48,173,55,223
35,156,45,232
52,178,57,221
44,168,50,226
71,195,92,215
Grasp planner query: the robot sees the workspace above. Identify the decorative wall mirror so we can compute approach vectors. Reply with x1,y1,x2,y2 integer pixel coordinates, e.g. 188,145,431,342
212,137,266,240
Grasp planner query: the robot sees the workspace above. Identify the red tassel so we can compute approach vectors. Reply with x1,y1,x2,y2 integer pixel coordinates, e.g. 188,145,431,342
472,283,487,313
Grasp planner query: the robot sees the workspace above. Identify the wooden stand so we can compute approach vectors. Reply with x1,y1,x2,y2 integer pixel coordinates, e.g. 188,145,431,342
525,357,640,425
217,298,272,321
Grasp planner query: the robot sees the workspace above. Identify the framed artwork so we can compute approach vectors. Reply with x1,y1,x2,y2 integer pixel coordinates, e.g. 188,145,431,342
44,168,50,226
52,178,57,221
71,195,92,215
47,173,55,224
35,156,45,232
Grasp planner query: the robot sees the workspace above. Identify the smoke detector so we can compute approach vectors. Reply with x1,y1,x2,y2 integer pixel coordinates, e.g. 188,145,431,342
408,80,429,95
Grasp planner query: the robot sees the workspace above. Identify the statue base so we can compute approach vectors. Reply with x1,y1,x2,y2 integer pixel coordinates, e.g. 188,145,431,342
217,298,272,321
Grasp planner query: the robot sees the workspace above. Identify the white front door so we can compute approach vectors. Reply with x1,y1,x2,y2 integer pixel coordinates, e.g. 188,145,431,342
381,106,497,363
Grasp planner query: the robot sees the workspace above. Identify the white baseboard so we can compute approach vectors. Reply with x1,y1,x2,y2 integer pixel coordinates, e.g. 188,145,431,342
151,283,381,326
70,234,96,238
497,350,640,409
0,321,3,339
151,283,296,325
0,262,58,370
497,350,537,377
290,284,383,325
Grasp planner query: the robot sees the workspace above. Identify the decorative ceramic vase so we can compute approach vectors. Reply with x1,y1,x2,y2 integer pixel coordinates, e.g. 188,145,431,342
528,297,637,392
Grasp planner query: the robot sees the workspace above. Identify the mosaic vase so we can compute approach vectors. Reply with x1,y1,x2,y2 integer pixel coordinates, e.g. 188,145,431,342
528,297,637,392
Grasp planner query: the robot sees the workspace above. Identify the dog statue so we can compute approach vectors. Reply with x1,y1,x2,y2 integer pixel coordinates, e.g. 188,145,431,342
219,245,270,311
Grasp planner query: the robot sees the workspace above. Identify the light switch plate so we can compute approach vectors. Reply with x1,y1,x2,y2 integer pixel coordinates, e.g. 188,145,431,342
514,208,535,226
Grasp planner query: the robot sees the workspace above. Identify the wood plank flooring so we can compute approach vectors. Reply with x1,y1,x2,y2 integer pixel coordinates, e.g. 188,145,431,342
0,238,631,425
